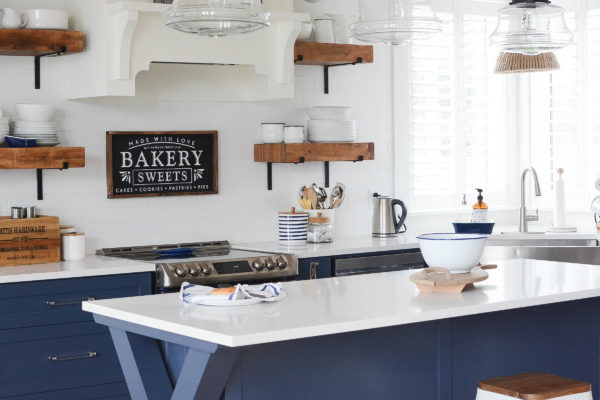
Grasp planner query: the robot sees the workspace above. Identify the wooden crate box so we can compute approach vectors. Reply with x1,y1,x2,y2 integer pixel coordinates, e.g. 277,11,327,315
0,216,60,267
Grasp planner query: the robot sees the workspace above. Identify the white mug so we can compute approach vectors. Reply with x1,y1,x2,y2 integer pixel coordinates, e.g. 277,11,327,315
261,123,285,143
284,126,305,143
1,8,28,29
313,15,335,43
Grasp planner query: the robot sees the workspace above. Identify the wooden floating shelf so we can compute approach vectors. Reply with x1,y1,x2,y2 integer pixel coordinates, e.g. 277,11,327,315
0,147,85,169
0,29,83,57
294,43,374,66
255,143,374,190
294,43,374,94
0,147,85,200
0,28,83,89
255,143,374,163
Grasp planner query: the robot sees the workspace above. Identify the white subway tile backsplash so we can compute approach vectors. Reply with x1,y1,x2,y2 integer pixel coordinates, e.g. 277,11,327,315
0,1,395,250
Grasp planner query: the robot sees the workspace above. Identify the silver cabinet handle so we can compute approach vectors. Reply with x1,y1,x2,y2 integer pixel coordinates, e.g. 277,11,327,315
310,262,319,280
46,297,95,307
49,351,98,362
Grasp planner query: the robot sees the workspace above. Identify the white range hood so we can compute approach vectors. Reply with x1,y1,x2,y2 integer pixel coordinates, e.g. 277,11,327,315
64,0,309,101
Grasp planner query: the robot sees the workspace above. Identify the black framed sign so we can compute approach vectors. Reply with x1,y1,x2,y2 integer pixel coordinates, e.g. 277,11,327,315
106,131,218,199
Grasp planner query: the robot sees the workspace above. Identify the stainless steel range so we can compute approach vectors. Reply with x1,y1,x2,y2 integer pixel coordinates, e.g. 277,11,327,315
97,241,298,292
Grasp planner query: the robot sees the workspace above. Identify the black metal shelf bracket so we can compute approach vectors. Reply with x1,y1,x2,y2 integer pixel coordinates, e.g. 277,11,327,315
34,46,67,90
36,162,70,200
324,161,330,188
354,155,365,163
267,162,273,190
294,54,365,94
323,57,364,94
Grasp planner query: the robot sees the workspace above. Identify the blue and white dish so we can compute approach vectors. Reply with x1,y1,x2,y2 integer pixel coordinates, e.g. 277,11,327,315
417,233,488,273
5,135,37,148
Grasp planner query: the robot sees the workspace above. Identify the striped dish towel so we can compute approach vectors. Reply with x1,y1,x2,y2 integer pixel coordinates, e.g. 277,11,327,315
180,282,286,305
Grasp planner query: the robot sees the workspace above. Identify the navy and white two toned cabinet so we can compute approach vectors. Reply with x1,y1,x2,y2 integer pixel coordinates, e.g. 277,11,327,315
0,273,151,400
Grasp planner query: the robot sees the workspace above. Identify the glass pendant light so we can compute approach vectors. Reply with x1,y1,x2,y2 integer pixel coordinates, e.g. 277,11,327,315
490,0,574,55
350,0,442,45
164,0,270,38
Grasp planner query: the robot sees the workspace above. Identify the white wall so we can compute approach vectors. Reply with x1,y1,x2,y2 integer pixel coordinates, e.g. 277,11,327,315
0,0,403,252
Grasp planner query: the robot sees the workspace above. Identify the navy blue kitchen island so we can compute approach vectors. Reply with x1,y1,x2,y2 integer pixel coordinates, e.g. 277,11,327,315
84,259,600,400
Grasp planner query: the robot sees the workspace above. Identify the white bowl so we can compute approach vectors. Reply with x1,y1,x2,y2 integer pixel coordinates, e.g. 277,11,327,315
417,233,488,273
306,106,352,121
23,9,69,30
15,104,54,122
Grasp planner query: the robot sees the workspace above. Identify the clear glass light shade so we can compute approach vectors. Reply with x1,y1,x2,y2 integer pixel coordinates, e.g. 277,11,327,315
350,0,442,45
490,2,574,55
164,0,270,37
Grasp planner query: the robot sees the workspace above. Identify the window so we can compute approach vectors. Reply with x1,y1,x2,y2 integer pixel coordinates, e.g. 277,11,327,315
406,0,511,211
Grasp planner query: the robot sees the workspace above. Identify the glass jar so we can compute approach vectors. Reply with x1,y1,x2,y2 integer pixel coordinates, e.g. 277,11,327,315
307,213,333,243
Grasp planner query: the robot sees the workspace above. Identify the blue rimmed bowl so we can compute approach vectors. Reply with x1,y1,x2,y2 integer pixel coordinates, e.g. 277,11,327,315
5,135,37,148
417,233,488,273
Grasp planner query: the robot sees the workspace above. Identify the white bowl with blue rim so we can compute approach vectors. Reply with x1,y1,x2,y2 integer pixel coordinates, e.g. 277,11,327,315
417,233,488,273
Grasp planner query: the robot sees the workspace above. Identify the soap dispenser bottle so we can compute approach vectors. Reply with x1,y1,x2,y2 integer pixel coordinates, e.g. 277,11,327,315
472,188,488,222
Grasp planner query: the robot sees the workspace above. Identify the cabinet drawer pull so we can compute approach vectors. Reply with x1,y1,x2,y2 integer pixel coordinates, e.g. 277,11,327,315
49,351,98,362
310,262,319,280
46,297,95,307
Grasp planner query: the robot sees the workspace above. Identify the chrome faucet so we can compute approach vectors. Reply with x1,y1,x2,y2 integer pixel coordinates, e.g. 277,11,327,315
519,167,542,232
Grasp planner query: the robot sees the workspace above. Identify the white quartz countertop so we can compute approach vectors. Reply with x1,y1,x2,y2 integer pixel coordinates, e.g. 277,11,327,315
235,236,420,258
83,259,600,347
0,256,155,284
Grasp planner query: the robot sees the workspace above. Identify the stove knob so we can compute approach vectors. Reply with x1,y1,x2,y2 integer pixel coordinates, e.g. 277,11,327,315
277,256,288,269
188,264,201,276
174,264,190,277
201,264,213,275
266,257,277,270
253,258,266,271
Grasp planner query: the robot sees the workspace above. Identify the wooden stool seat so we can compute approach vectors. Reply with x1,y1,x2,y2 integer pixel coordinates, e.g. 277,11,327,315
477,373,592,400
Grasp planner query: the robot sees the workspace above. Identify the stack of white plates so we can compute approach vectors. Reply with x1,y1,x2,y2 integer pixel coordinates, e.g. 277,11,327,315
278,211,309,244
307,120,357,143
12,121,60,147
0,115,8,145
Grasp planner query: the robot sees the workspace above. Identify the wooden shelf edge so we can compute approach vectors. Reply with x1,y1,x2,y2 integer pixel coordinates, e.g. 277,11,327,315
0,29,84,56
254,142,374,163
0,147,86,169
294,42,374,66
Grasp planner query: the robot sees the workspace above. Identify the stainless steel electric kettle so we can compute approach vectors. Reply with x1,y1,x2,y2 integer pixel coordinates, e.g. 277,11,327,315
372,193,407,237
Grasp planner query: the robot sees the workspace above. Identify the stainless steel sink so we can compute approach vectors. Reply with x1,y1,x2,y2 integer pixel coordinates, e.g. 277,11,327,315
482,245,600,265
487,238,597,247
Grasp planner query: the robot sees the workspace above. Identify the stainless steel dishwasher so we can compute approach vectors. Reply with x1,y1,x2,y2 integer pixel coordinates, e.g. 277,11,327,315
333,250,425,277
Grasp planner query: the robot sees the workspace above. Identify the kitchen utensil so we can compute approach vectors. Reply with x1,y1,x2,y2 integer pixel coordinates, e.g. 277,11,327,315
452,222,495,235
409,265,496,294
261,123,285,143
417,233,488,273
1,8,28,29
372,193,406,237
284,126,305,143
298,197,312,210
23,9,68,30
311,183,327,209
306,106,352,120
306,188,319,210
15,104,54,122
329,182,346,209
313,15,335,43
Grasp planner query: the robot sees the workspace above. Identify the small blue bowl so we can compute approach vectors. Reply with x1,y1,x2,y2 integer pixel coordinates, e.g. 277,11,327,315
5,136,37,148
452,222,495,235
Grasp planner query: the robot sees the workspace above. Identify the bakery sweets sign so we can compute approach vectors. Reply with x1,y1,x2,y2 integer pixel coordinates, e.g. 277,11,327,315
106,131,218,198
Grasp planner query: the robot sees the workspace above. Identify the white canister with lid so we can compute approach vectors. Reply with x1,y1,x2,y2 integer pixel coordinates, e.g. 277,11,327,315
262,123,285,143
313,15,334,43
284,126,305,143
62,233,85,261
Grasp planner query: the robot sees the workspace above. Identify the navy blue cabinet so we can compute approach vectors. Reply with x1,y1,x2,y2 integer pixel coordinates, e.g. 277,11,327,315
0,273,151,399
